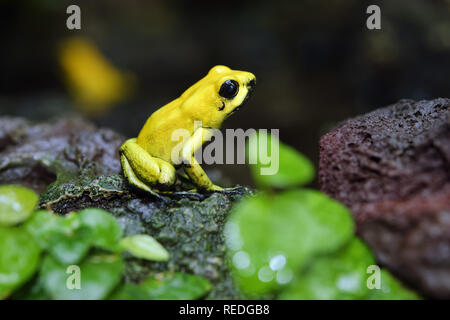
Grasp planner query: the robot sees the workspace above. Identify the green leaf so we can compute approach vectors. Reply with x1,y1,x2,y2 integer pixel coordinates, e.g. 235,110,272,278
10,276,50,300
120,235,169,261
47,227,92,264
25,210,91,264
78,208,123,251
225,189,354,296
109,284,150,300
110,273,211,300
247,132,315,189
25,211,80,250
141,273,211,299
366,269,420,300
40,254,124,300
0,226,41,299
0,185,39,226
26,209,122,264
279,238,375,300
56,212,80,233
24,210,62,250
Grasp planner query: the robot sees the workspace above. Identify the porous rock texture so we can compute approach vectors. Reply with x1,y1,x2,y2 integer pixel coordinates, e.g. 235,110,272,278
0,116,252,299
319,98,450,298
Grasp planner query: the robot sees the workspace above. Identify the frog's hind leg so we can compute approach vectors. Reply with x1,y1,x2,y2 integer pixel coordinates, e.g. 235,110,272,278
120,138,176,192
121,155,158,195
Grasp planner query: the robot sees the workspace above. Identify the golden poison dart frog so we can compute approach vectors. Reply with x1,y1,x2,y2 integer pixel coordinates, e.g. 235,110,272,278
120,65,256,195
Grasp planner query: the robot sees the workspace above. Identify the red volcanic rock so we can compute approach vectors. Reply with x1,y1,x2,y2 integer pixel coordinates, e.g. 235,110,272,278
319,98,450,298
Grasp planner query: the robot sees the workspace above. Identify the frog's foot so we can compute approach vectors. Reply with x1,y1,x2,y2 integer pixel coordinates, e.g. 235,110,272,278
120,138,176,185
159,189,208,201
120,139,177,201
158,185,240,199
120,155,167,201
205,185,246,195
178,185,244,195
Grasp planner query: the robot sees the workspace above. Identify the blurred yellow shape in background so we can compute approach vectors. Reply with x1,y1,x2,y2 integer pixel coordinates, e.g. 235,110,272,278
59,37,135,117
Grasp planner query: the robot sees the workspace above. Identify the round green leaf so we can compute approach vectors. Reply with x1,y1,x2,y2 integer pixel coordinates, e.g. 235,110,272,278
120,235,169,261
279,238,375,300
110,273,211,300
10,275,50,300
366,269,420,300
47,227,92,264
24,210,61,249
0,226,41,298
26,209,120,264
40,254,124,300
140,273,211,299
56,212,80,232
225,189,354,296
247,132,315,189
25,211,86,259
0,185,38,226
78,208,123,251
109,284,150,300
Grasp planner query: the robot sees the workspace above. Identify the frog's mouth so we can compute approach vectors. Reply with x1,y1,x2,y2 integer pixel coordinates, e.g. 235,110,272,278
227,80,255,117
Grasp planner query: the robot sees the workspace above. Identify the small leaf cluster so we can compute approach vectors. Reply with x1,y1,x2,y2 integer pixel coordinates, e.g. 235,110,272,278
225,132,419,300
0,185,210,300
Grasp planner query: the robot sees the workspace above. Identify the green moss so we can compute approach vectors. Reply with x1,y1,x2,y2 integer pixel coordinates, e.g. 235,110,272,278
38,164,252,299
39,173,130,213
111,188,253,299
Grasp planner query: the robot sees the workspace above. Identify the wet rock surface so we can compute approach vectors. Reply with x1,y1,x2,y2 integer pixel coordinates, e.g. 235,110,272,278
319,98,450,298
0,116,252,299
0,116,122,193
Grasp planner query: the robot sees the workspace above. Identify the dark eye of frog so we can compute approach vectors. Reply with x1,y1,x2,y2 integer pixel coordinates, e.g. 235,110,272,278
219,80,239,99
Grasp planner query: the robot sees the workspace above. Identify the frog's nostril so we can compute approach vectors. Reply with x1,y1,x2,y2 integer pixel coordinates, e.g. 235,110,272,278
248,79,256,89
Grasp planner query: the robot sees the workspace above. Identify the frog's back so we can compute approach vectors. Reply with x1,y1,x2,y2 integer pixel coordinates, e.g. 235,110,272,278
136,99,194,162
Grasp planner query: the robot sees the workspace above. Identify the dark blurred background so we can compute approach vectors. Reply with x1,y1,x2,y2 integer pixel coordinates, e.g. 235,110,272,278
1,0,449,187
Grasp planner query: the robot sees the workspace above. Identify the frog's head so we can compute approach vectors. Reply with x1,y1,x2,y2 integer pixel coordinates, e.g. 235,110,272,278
180,65,256,128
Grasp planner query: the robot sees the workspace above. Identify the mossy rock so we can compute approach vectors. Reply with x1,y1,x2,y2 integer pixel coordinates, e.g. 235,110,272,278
0,116,253,299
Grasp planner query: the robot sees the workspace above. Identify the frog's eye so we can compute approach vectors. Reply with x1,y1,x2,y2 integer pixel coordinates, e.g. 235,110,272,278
219,80,239,99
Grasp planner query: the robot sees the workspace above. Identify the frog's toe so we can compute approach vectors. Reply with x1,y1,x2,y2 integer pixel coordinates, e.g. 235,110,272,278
208,184,224,192
210,185,245,194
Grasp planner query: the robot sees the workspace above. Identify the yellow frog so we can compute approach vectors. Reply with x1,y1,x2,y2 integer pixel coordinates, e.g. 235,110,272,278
120,65,256,195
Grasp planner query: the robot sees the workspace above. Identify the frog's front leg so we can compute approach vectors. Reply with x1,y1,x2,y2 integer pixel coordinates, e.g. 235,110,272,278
120,138,176,193
179,127,223,191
